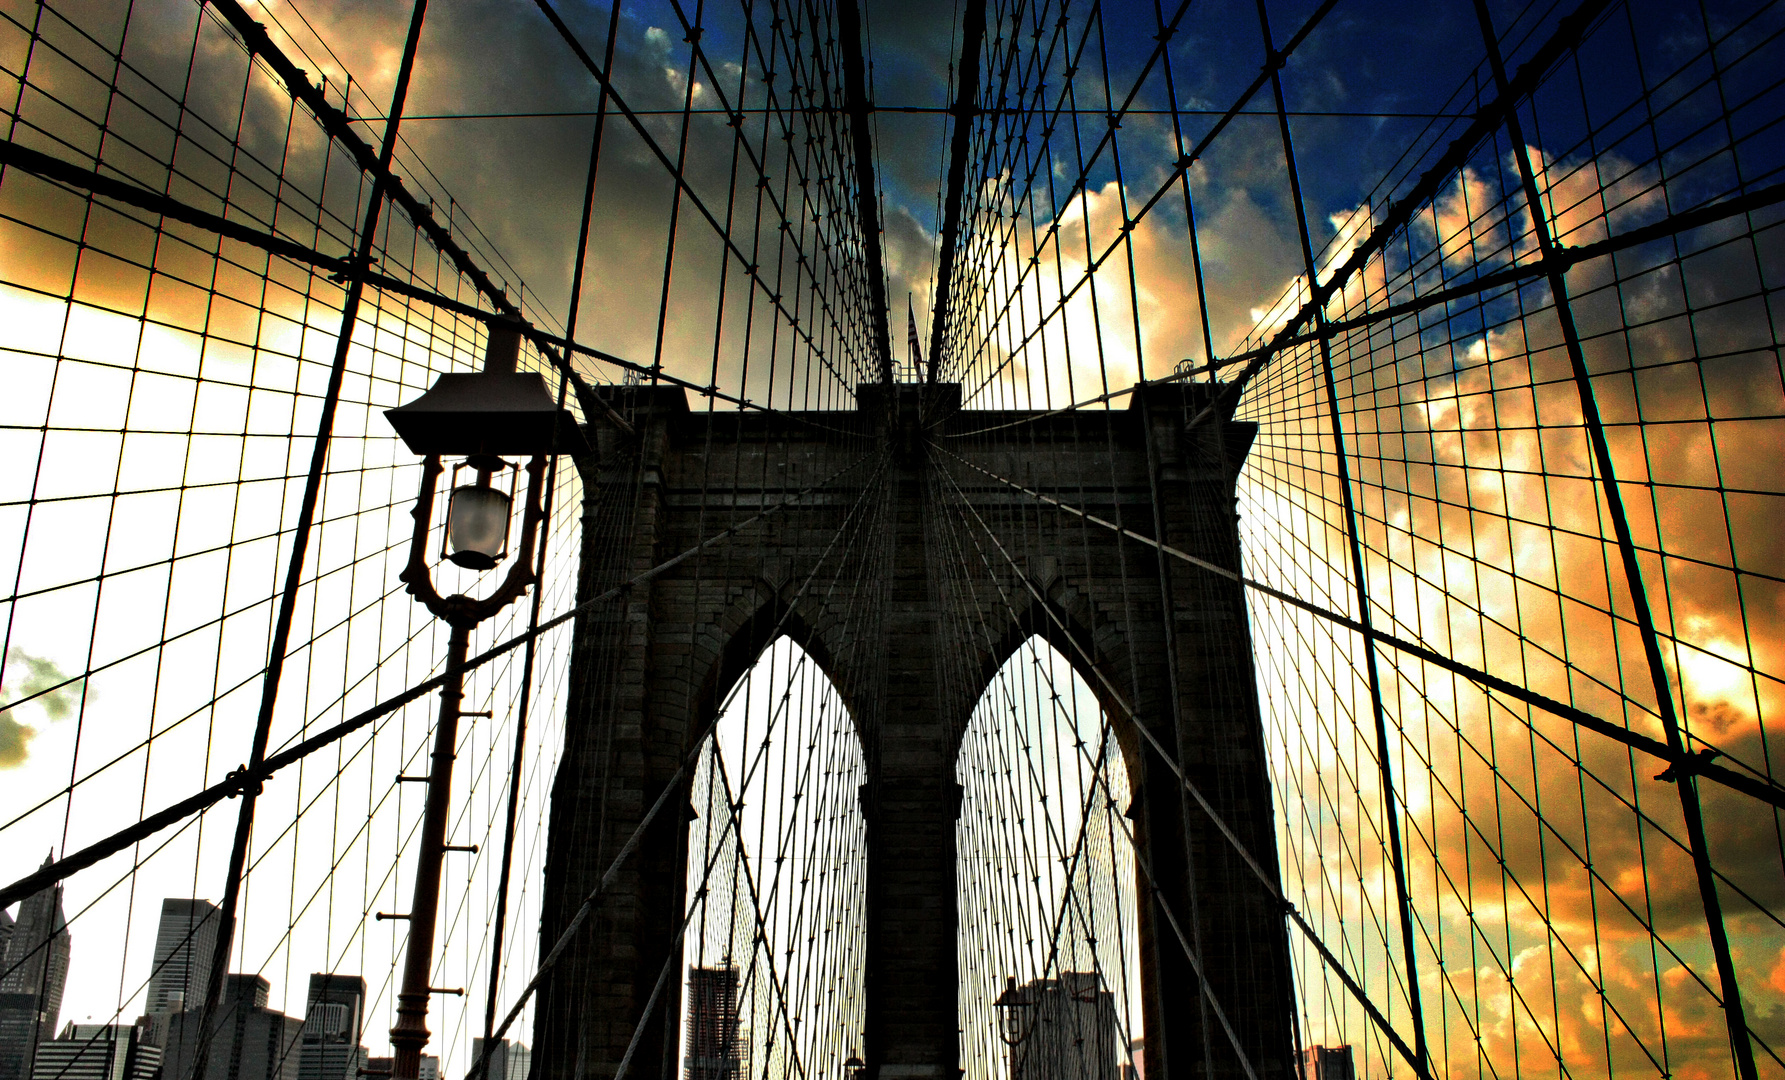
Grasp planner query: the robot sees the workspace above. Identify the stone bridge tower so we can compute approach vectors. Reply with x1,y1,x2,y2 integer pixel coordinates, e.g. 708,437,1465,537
534,383,1295,1080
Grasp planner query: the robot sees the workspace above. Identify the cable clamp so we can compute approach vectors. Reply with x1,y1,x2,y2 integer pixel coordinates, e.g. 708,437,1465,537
1655,747,1719,783
327,254,378,284
224,765,263,798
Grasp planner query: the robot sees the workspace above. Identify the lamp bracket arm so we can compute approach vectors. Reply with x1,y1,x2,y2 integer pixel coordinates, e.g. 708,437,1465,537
399,456,454,619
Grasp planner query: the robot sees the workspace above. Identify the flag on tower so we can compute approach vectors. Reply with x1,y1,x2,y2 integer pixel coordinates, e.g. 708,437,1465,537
907,297,922,376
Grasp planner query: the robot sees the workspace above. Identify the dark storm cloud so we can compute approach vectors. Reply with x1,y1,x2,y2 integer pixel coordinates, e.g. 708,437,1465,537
254,0,893,393
254,0,1367,386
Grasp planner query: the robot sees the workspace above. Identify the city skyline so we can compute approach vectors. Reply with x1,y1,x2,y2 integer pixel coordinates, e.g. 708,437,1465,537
0,890,506,1080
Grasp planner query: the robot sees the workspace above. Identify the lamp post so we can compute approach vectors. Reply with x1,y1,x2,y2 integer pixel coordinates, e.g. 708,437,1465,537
992,977,1033,1080
382,323,586,1080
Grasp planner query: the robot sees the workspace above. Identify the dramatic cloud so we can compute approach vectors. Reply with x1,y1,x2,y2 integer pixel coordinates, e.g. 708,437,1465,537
0,648,86,768
1241,139,1785,1075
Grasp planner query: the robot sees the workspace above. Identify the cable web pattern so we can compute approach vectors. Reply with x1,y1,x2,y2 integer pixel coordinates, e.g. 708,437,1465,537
0,0,1780,1079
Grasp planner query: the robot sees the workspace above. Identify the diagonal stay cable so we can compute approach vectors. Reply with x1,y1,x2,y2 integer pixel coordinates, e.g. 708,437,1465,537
609,771,746,1080
0,450,880,910
530,0,867,390
202,0,625,422
924,0,988,384
0,135,906,442
933,445,1785,810
938,172,1785,436
961,0,1611,410
457,451,890,1080
660,0,884,382
692,0,889,386
950,0,1342,394
930,444,1430,1079
705,738,815,1080
935,487,1264,1080
1180,0,1616,432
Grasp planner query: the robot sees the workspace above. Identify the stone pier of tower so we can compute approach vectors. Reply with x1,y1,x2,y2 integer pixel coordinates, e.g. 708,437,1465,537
533,382,1295,1080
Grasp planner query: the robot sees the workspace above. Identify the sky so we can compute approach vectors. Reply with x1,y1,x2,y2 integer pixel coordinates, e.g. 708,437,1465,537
0,0,1782,1077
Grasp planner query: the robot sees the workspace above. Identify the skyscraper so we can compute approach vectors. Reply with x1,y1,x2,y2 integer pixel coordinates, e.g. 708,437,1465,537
471,1039,530,1080
362,1053,437,1080
162,974,304,1080
683,966,744,1080
296,976,366,1080
1119,1039,1142,1080
146,901,221,1020
1298,1046,1354,1080
29,1024,161,1080
998,973,1120,1080
0,856,72,1080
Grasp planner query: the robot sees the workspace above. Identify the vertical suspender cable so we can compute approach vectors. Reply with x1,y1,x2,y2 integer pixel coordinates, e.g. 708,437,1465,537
479,0,627,1060
1469,4,1758,1075
1250,1,1431,1072
185,5,431,1079
925,0,987,385
837,0,895,385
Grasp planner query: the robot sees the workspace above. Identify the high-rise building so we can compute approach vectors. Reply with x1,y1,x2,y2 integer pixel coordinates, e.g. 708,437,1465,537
683,966,744,1080
1299,1046,1354,1080
1119,1038,1142,1080
362,1055,434,1080
0,856,73,1080
29,1024,160,1080
146,901,221,1020
470,1039,530,1080
296,976,366,1080
997,973,1120,1080
161,974,304,1080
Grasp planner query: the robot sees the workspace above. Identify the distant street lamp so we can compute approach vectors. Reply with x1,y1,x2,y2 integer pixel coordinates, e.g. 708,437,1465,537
993,975,1034,1052
381,323,585,1080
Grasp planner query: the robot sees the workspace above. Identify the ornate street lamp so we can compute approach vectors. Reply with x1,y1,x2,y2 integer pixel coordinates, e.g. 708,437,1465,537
381,323,585,1080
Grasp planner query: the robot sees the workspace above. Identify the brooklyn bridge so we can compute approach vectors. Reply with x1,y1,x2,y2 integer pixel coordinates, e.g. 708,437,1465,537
0,0,1780,1078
